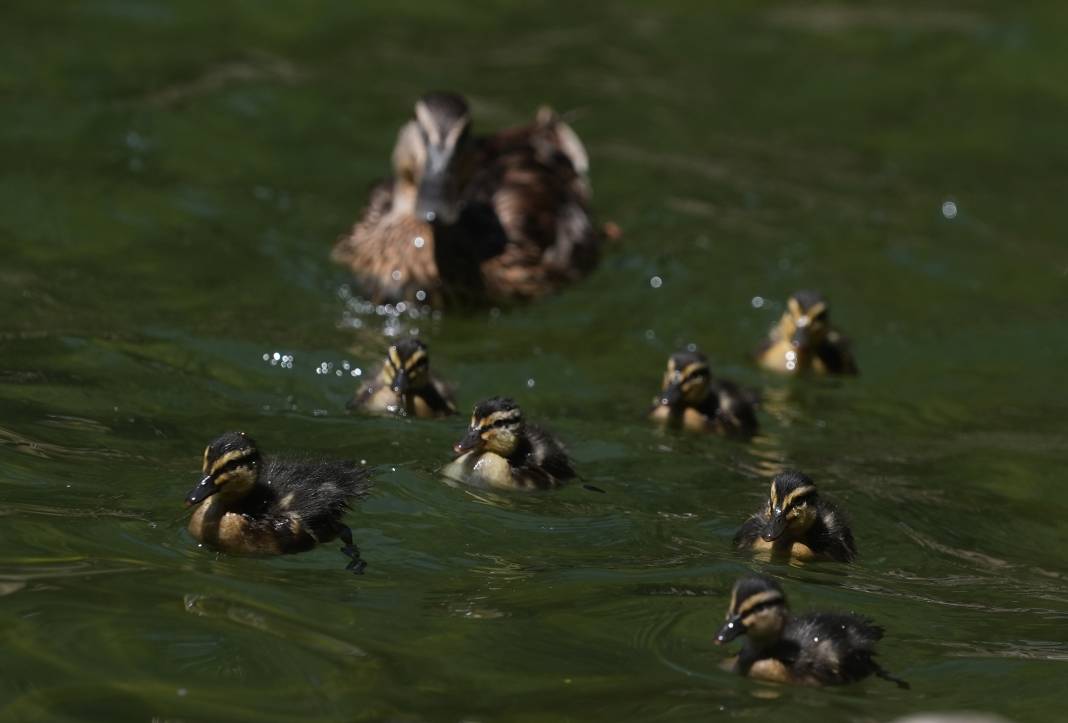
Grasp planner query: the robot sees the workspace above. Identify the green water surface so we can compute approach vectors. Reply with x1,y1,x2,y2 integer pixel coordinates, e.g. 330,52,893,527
2,1,1067,721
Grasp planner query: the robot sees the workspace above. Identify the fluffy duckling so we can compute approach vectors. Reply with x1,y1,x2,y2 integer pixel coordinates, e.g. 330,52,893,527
733,470,856,563
185,432,372,572
349,338,456,418
755,290,858,375
331,91,608,306
441,396,574,490
715,575,908,688
648,349,758,437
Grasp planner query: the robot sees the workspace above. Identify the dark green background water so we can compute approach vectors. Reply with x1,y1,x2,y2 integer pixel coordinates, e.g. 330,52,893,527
2,1,1066,721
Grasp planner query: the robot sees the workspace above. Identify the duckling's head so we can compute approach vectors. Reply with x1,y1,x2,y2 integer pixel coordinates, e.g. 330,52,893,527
454,397,523,457
778,290,831,352
657,350,711,409
715,575,789,646
392,91,472,225
185,431,260,507
761,470,820,543
383,338,431,395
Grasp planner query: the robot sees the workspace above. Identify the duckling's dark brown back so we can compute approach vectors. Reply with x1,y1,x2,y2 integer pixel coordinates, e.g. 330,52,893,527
784,612,899,686
257,457,372,539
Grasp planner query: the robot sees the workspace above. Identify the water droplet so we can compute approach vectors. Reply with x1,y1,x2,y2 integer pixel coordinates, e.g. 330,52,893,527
272,352,281,361
751,296,764,309
941,200,958,219
644,329,656,341
413,236,425,248
649,275,663,289
526,378,536,388
415,290,427,302
391,269,402,281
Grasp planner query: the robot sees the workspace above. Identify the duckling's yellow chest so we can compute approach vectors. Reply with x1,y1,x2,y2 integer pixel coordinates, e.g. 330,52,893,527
758,340,827,375
362,384,406,415
748,537,819,563
442,451,555,491
442,451,516,490
649,404,713,432
361,384,440,418
188,498,312,556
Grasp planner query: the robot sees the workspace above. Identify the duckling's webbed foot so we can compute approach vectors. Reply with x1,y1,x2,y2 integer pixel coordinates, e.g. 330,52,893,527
874,665,910,690
338,525,366,575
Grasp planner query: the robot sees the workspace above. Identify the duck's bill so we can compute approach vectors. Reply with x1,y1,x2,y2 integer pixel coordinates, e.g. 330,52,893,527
390,370,410,395
715,615,745,645
658,382,683,408
416,165,461,225
761,513,789,542
452,428,483,455
185,475,218,506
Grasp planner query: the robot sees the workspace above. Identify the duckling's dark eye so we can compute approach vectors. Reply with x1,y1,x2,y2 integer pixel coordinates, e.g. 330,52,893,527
214,456,254,478
739,599,781,617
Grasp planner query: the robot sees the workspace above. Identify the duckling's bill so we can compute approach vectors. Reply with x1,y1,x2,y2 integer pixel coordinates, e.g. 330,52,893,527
185,475,217,506
454,427,483,454
715,615,745,645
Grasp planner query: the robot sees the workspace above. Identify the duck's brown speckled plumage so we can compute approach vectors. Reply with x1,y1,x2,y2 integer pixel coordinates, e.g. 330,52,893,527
332,93,606,306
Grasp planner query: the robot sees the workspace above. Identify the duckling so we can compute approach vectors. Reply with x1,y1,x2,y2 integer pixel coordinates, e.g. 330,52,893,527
648,349,758,437
185,432,372,572
733,470,856,563
715,574,908,688
349,338,456,418
755,290,858,375
441,396,574,490
331,91,609,306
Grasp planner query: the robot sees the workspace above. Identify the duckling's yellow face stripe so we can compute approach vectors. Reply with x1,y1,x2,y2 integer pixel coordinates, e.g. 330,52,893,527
781,485,817,510
384,346,430,388
786,300,828,332
787,297,803,319
768,480,779,509
475,408,522,432
471,408,522,455
404,348,427,371
207,449,251,477
735,590,784,618
662,359,710,402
